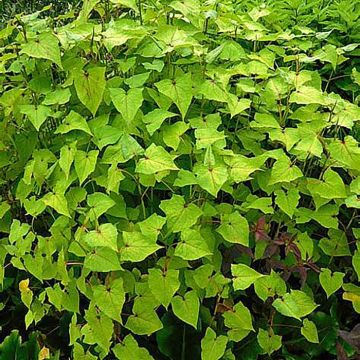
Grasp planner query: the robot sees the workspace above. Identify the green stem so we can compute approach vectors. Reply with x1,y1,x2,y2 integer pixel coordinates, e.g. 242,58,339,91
138,182,146,219
181,326,186,360
138,0,143,25
203,17,209,34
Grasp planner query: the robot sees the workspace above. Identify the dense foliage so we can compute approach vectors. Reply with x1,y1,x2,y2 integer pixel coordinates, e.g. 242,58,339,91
0,0,360,359
0,0,80,22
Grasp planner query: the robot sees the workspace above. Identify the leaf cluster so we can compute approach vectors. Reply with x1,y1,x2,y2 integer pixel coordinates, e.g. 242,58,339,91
0,0,359,359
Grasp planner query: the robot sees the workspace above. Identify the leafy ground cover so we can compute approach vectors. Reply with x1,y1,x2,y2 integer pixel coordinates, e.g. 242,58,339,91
0,0,80,23
0,0,360,359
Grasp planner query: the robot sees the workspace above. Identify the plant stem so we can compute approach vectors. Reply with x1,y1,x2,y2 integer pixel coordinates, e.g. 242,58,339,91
138,0,143,25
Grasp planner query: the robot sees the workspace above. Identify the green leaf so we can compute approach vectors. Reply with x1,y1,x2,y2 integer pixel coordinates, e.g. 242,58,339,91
25,199,43,219
110,87,144,124
92,278,125,322
125,72,150,88
9,220,30,244
301,319,319,344
319,268,344,298
74,67,106,116
254,271,286,301
77,0,101,22
59,142,76,179
225,154,266,183
319,229,350,256
312,44,339,69
155,74,193,119
328,136,360,172
113,334,154,360
295,232,314,260
148,268,180,308
126,302,163,335
162,121,189,150
190,113,221,130
143,59,164,72
246,196,273,214
195,128,226,149
257,328,282,355
353,68,360,85
296,205,339,229
42,87,71,106
223,302,253,341
345,195,360,209
353,249,360,281
136,144,178,174
0,330,39,360
143,109,178,136
227,95,251,118
102,134,143,164
87,192,115,219
84,248,122,272
217,212,249,246
199,78,228,103
42,192,70,217
159,194,202,232
295,129,323,157
93,125,122,150
73,343,97,360
272,290,318,320
55,111,92,135
231,263,263,290
21,32,62,68
84,223,118,251
307,169,347,199
289,86,327,105
207,40,246,62
137,214,166,241
201,327,228,360
251,113,280,129
23,254,43,282
74,150,98,185
120,231,161,262
268,127,300,152
171,290,199,329
275,188,300,218
269,157,303,185
342,284,360,313
195,164,228,197
101,19,143,51
20,105,52,131
0,202,10,219
175,228,212,260
106,163,125,193
83,305,113,352
156,25,198,52
174,169,197,187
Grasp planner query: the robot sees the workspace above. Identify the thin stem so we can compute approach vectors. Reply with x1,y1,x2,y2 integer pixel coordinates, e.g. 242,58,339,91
66,261,83,266
324,70,334,92
203,18,209,34
181,326,186,360
138,0,143,25
273,323,301,329
138,182,146,219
